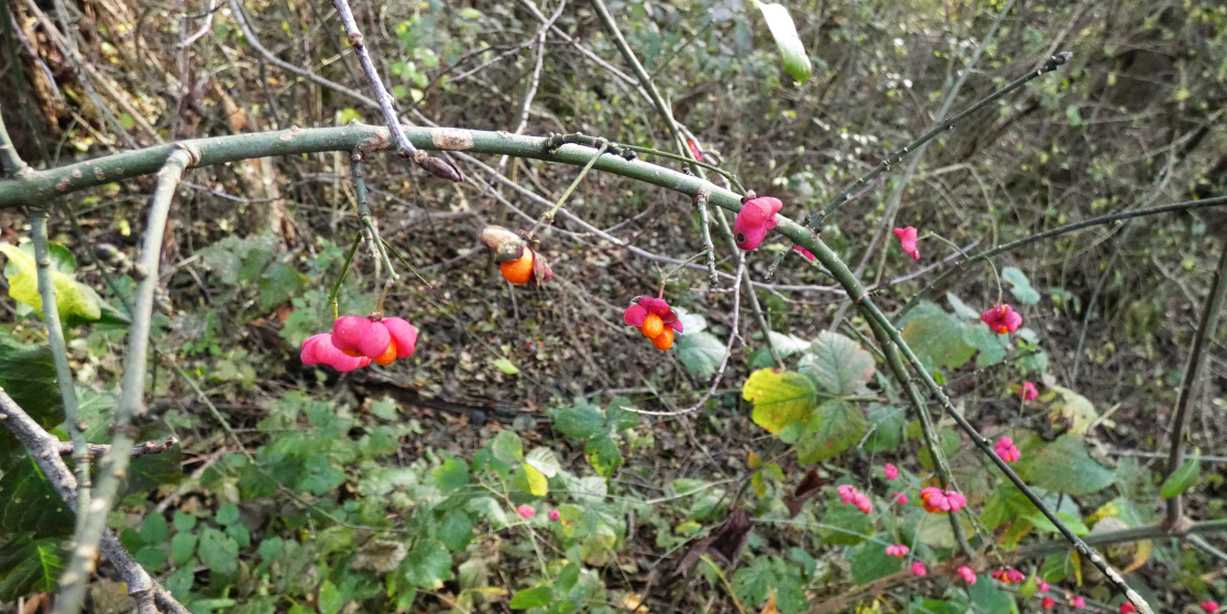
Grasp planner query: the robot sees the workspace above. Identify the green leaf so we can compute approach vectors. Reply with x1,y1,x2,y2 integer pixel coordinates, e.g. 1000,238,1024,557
1160,452,1201,499
491,430,524,464
0,242,102,325
492,357,520,375
214,503,239,526
1016,435,1115,495
751,0,812,83
318,579,344,614
584,435,622,478
0,452,74,536
1002,266,1041,305
676,331,727,378
743,369,817,434
0,333,63,426
864,404,905,453
401,539,453,590
946,291,981,320
798,331,875,395
173,511,197,532
818,501,871,545
795,401,866,463
963,323,1007,368
197,527,238,576
850,541,902,584
170,532,197,567
0,535,64,600
900,303,976,370
437,510,474,553
522,463,549,497
509,585,553,609
432,457,469,493
551,402,606,442
967,579,1017,613
139,513,170,544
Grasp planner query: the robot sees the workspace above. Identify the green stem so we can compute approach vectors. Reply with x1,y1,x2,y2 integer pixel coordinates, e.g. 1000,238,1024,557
30,211,90,538
56,147,192,614
329,233,365,321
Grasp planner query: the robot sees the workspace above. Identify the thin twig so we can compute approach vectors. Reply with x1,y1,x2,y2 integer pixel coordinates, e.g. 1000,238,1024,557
527,142,609,239
866,317,973,558
0,109,31,176
810,51,1073,228
350,154,398,280
0,391,188,614
56,147,194,614
56,436,180,460
331,0,462,181
30,211,91,549
1163,238,1227,529
695,192,719,287
900,194,1227,314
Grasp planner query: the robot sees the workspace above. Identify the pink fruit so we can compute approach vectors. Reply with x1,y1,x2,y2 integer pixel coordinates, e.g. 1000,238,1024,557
382,317,419,359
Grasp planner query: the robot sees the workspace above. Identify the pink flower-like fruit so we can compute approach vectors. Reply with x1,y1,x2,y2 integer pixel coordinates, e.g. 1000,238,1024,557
792,245,816,261
892,226,920,261
1021,380,1039,401
733,196,783,251
1071,595,1086,609
1203,601,1221,614
851,491,872,514
883,463,899,481
920,487,966,513
623,296,683,333
300,333,370,372
548,508,561,522
981,303,1023,335
994,436,1022,464
516,504,536,519
893,492,909,505
1042,596,1055,610
837,484,857,504
956,565,977,585
1120,603,1137,614
686,137,704,162
910,562,928,577
884,544,909,558
1039,581,1050,593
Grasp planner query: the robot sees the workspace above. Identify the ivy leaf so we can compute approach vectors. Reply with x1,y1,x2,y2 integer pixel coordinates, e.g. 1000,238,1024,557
795,401,866,464
0,242,102,325
743,369,817,434
1160,452,1201,499
798,331,875,395
676,331,726,378
750,0,812,84
1016,435,1114,495
1002,266,1041,305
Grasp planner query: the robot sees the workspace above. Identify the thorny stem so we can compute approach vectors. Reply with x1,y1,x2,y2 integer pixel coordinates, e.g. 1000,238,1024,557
330,0,462,181
810,51,1073,229
56,147,193,614
865,318,973,558
1163,237,1227,528
30,211,92,546
901,194,1227,314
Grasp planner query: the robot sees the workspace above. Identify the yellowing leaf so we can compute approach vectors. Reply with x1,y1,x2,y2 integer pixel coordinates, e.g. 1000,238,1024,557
522,463,548,497
760,592,779,614
1047,386,1098,435
622,592,647,612
742,369,817,434
0,243,101,325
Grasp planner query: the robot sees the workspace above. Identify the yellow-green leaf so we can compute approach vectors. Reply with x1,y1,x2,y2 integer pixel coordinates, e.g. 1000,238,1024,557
0,243,101,325
751,0,812,84
742,369,817,434
522,463,548,497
